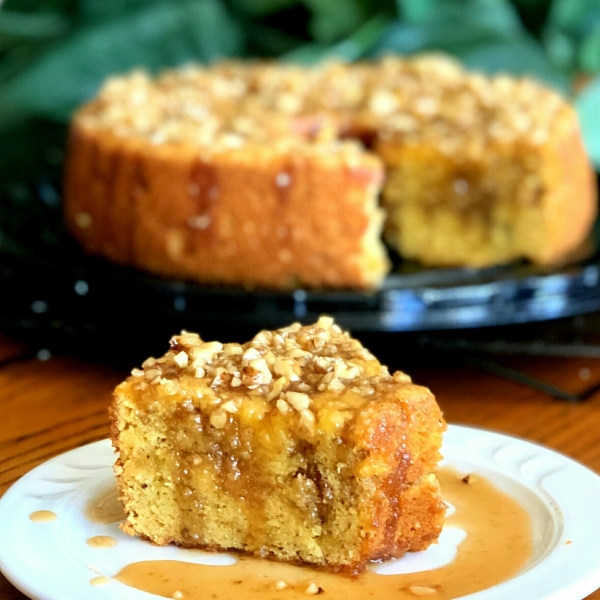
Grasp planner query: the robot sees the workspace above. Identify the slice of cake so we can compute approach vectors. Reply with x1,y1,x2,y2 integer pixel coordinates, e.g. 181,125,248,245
110,317,446,573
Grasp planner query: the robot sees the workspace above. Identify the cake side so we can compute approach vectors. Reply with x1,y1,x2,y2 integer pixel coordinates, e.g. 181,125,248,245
532,107,597,264
375,66,597,267
110,318,446,573
64,119,389,290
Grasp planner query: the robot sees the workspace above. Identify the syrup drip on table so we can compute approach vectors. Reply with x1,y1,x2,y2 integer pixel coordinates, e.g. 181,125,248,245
112,468,533,599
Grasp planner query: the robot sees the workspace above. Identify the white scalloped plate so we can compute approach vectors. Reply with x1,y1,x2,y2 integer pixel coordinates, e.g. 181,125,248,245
1,424,600,600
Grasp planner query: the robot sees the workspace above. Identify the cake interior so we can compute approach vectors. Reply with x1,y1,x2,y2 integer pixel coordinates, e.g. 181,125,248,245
116,386,443,569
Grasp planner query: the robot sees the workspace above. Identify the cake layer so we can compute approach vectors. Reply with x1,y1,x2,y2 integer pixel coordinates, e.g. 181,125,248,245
110,317,446,573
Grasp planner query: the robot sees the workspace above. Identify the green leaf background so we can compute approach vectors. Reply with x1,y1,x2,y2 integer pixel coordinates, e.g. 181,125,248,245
1,0,600,167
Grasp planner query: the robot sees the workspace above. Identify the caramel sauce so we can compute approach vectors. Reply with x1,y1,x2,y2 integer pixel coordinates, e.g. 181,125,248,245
29,510,57,522
85,484,125,524
87,535,118,549
113,468,533,599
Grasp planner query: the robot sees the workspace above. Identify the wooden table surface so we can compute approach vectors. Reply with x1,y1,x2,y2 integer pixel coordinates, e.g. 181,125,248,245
1,328,599,599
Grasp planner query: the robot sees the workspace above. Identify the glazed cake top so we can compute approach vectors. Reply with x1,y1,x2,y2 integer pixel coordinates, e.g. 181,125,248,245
76,54,570,158
124,316,423,438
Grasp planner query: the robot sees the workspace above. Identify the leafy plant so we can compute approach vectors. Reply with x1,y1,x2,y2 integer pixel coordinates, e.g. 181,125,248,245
1,0,600,167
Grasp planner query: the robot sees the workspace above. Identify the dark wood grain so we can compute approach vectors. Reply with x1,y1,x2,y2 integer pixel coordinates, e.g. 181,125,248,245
1,335,599,599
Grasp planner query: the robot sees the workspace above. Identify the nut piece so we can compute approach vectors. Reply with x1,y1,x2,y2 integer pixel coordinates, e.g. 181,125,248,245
275,581,288,590
274,356,301,381
306,582,321,595
408,585,437,596
192,342,223,363
242,347,261,362
223,343,243,356
210,410,227,429
276,399,290,413
249,358,273,384
327,377,345,392
287,391,311,410
221,400,238,413
334,361,361,380
173,351,189,368
393,371,412,383
267,376,288,401
299,408,316,434
317,315,334,329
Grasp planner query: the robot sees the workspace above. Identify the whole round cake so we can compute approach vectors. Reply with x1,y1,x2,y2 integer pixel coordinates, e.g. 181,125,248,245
63,54,597,290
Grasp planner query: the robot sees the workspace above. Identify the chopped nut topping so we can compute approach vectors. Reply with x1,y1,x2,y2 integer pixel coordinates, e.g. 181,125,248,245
287,391,311,410
145,368,161,381
317,315,334,329
221,400,238,413
81,55,562,158
210,410,227,429
274,356,301,381
408,585,437,596
305,582,322,595
334,361,361,380
267,376,289,401
249,358,273,384
315,357,333,372
223,344,243,356
299,409,316,434
327,377,345,392
130,318,414,433
393,371,412,383
173,351,189,368
276,399,290,413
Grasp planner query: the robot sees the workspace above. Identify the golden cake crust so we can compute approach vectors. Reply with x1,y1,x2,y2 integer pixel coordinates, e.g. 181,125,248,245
109,318,446,573
64,123,387,289
64,55,597,288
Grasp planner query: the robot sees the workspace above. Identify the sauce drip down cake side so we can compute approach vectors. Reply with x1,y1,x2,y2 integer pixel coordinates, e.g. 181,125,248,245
109,317,446,573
